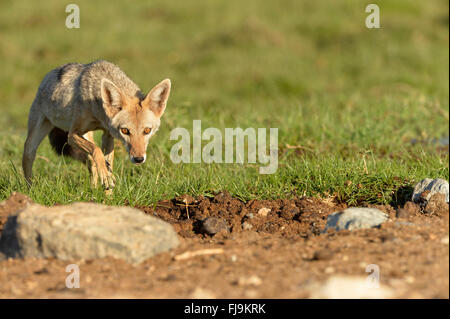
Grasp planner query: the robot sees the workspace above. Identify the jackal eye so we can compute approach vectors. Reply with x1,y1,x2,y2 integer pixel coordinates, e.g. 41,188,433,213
120,128,130,135
143,127,152,135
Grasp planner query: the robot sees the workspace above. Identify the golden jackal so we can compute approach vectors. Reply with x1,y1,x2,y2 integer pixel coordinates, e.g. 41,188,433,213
23,60,171,190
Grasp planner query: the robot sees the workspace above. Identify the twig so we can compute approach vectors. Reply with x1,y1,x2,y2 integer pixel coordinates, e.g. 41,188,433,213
174,248,224,261
285,144,314,151
37,155,51,163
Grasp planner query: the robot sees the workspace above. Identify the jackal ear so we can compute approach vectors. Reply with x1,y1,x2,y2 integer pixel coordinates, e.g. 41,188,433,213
142,79,171,117
100,78,124,111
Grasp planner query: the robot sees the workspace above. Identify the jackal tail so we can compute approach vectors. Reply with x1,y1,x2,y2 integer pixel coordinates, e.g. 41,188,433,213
48,128,86,161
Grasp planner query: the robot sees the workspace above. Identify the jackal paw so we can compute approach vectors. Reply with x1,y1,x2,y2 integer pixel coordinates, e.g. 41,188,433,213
98,168,116,190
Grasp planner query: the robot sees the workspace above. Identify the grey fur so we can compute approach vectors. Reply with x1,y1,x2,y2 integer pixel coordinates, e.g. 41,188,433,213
35,60,144,132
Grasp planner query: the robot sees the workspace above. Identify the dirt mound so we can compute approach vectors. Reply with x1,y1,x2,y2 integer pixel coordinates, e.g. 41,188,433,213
137,192,347,239
137,191,448,239
0,192,448,298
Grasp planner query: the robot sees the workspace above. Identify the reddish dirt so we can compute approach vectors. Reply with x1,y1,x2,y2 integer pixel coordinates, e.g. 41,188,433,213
0,192,33,233
0,192,448,298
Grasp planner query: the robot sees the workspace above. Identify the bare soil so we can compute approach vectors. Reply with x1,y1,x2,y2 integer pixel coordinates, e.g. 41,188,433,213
0,191,448,298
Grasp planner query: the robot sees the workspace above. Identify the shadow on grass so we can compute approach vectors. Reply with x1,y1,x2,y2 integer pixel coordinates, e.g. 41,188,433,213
390,185,414,208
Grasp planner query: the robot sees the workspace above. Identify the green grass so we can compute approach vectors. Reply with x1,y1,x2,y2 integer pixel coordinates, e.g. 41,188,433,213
0,0,448,206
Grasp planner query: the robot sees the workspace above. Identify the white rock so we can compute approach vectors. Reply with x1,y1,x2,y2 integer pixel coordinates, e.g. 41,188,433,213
412,178,449,203
308,276,394,299
324,207,388,232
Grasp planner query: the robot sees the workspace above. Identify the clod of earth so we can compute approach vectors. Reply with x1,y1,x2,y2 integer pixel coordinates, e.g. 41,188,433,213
201,217,229,235
324,207,388,232
396,201,420,218
0,202,179,264
0,192,34,233
412,178,449,204
424,194,449,216
139,192,344,239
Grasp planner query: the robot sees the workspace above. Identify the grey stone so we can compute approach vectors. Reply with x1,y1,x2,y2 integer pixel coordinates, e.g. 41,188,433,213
412,178,449,203
324,207,388,232
0,202,179,264
201,217,228,235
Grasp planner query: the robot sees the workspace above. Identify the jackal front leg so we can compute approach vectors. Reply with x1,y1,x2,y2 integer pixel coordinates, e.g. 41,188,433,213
68,131,115,190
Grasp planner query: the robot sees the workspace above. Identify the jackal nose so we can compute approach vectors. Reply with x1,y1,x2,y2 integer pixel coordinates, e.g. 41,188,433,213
131,156,145,164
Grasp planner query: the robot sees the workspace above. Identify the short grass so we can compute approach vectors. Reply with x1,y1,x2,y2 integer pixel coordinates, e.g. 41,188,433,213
0,0,448,206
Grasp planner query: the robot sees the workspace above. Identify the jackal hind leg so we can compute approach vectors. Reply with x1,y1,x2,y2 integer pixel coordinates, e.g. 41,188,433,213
23,115,54,185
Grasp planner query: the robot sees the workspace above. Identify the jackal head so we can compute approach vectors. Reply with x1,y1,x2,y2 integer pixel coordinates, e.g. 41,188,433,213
100,78,171,164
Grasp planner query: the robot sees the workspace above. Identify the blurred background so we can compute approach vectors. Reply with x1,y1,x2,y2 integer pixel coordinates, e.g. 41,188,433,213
0,0,448,204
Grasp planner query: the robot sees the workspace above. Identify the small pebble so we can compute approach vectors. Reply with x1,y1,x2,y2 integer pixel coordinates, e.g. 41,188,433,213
237,275,262,286
258,207,271,217
242,221,253,231
202,217,228,235
280,205,299,220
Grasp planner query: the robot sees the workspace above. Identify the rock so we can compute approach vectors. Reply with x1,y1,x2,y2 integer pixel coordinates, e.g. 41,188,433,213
201,217,228,235
257,207,271,217
0,202,179,264
308,276,394,299
412,178,449,204
424,193,449,216
324,207,388,232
